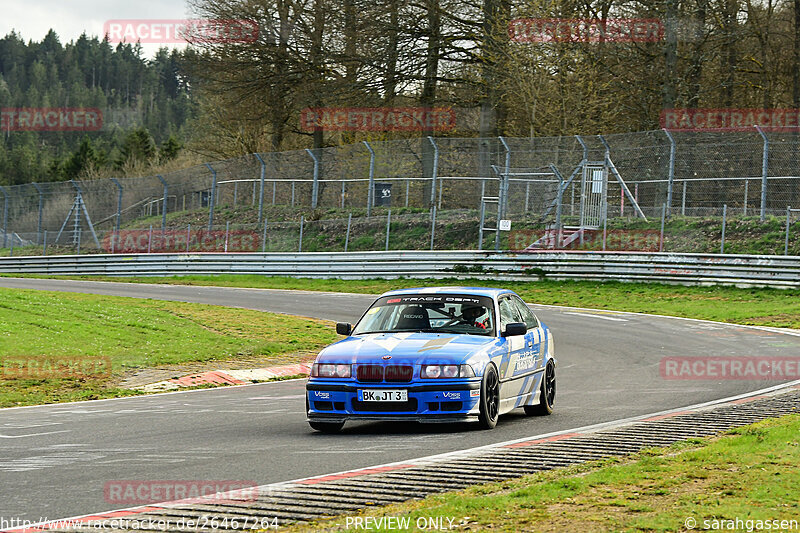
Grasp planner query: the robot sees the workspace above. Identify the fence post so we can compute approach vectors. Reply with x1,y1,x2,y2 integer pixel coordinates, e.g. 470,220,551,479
254,153,266,223
427,137,439,208
786,206,791,256
224,221,230,252
743,179,749,216
345,213,352,252
549,164,565,249
385,209,391,251
755,125,768,221
721,204,727,254
233,182,238,206
261,219,268,253
364,141,376,216
110,178,123,234
305,149,320,209
187,223,191,253
9,234,13,256
341,180,346,208
659,204,666,252
272,181,277,206
430,205,437,250
299,215,304,252
205,163,217,230
156,174,168,233
43,230,47,256
681,181,687,216
32,182,44,244
147,225,153,254
0,186,8,248
663,129,676,217
498,136,511,218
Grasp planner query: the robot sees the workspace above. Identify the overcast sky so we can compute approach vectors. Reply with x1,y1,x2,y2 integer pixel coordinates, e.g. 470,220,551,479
1,0,191,57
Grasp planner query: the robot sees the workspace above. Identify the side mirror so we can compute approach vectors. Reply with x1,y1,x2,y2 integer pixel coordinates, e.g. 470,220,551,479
336,322,353,336
502,322,527,337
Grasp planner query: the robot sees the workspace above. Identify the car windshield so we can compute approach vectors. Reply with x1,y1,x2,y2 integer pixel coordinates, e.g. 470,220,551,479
352,294,495,336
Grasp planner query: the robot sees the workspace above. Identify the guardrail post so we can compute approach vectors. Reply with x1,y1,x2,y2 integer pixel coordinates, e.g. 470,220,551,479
0,186,8,248
385,209,391,251
427,137,439,208
299,215,304,252
786,206,791,256
156,175,168,233
721,204,727,254
32,182,44,244
663,129,676,217
254,153,266,223
364,141,376,216
206,163,217,230
755,125,769,221
345,213,352,252
305,149,320,209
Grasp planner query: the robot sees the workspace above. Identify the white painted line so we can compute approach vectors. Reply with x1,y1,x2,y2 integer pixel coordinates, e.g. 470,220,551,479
562,311,628,322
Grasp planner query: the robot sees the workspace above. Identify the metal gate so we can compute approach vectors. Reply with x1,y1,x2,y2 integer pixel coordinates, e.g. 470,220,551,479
580,163,608,229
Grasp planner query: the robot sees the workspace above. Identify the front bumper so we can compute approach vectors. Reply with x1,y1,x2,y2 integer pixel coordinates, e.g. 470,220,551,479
306,380,481,423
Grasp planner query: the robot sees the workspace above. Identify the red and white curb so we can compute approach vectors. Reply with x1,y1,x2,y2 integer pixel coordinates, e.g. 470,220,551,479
6,377,799,533
135,363,313,393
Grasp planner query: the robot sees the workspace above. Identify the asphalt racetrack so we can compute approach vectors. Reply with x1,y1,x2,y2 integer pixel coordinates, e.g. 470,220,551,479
1,277,799,522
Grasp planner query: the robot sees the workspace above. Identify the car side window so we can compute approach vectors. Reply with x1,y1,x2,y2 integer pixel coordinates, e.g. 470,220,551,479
512,297,539,329
498,297,523,330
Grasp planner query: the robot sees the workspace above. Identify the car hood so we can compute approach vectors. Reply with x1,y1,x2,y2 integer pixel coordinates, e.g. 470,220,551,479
316,332,499,366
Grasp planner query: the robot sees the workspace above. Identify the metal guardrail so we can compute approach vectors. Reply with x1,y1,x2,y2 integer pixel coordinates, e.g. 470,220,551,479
0,250,798,288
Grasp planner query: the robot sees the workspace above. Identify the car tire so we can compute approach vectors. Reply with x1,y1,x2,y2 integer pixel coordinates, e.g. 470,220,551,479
525,361,555,416
478,364,500,429
308,421,345,433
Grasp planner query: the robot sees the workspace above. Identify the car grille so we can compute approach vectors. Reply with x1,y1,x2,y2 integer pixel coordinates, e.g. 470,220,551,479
352,398,418,412
356,365,384,382
385,365,413,382
355,364,413,383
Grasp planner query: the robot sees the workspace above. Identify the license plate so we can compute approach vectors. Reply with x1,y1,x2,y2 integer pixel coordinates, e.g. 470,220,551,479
358,389,408,402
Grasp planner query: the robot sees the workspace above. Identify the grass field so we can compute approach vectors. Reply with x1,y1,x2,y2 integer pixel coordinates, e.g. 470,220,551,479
35,275,800,330
287,414,800,532
0,288,338,407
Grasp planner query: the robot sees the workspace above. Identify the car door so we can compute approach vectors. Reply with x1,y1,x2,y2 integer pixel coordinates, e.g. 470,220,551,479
496,296,527,404
509,296,545,404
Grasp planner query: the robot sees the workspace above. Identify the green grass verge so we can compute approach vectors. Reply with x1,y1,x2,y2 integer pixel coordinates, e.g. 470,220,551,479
28,275,800,329
0,288,338,408
286,414,800,532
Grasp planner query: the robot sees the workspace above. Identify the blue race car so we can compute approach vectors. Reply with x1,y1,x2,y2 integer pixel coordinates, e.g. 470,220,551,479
306,287,556,432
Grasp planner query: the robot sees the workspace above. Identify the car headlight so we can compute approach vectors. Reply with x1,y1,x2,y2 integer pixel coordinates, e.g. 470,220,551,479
311,363,352,378
420,364,475,379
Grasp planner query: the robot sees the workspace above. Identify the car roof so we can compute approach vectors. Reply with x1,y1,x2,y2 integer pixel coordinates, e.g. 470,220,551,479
378,286,515,299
